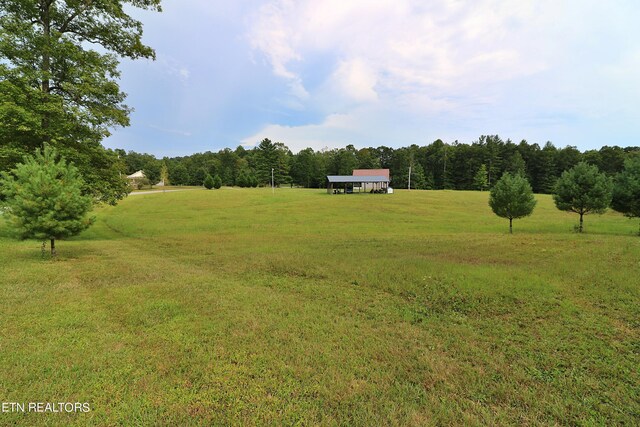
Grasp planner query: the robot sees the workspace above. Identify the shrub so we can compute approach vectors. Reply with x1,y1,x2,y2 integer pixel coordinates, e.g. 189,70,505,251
203,174,214,189
213,175,222,189
136,177,151,190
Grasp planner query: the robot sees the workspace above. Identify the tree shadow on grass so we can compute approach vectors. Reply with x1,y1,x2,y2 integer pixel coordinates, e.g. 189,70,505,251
0,222,116,261
4,240,110,262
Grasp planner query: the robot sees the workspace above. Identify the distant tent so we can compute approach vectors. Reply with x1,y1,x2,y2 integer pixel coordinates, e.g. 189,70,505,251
126,170,146,187
126,170,145,179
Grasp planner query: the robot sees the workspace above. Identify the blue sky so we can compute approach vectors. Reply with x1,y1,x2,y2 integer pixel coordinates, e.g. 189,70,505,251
103,0,640,157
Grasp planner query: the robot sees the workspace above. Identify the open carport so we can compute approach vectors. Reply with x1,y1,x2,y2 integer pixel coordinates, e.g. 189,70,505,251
326,175,390,194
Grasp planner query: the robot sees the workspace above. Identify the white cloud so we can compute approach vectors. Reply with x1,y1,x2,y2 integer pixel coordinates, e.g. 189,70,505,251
329,58,378,103
241,106,447,153
156,54,191,83
243,0,640,150
241,112,364,153
147,124,192,137
179,68,190,80
248,0,555,101
248,0,309,100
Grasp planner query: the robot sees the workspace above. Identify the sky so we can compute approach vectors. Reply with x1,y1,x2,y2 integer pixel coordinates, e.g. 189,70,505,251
103,0,640,157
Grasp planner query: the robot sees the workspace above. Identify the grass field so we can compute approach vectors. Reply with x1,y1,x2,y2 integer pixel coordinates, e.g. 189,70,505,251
130,185,202,193
1,188,638,425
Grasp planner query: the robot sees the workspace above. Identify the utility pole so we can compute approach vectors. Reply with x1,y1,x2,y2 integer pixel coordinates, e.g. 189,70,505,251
408,165,412,190
271,168,274,195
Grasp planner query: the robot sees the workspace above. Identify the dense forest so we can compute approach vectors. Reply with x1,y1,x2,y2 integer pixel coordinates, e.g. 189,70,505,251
117,136,640,193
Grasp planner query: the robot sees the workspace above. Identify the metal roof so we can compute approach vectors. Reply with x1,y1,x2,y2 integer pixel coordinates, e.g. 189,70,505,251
327,175,389,183
353,169,390,179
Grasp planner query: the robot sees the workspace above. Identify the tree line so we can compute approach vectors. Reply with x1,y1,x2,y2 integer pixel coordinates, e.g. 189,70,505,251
2,0,640,258
119,136,640,193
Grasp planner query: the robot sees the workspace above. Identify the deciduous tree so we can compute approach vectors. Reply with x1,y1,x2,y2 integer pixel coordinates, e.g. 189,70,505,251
169,163,189,186
160,161,169,186
0,0,162,204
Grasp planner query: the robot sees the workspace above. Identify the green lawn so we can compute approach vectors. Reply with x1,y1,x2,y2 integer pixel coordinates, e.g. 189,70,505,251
130,185,203,192
1,188,638,425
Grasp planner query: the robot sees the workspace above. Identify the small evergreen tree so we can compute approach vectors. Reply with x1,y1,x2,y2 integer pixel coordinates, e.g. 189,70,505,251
213,174,222,189
474,164,489,191
553,162,612,233
237,169,256,188
407,163,428,189
0,145,95,257
203,174,214,189
489,173,537,233
236,170,248,187
612,156,640,235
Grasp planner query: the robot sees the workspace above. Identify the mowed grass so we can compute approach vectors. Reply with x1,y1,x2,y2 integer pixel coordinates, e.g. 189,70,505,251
0,188,638,425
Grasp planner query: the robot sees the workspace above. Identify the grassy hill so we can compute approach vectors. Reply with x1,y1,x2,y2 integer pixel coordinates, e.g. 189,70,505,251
1,188,638,425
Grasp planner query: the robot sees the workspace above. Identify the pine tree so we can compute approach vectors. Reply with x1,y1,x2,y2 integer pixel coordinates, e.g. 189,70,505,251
213,174,222,189
489,173,537,233
203,174,214,189
612,156,640,235
254,138,277,185
0,145,94,257
474,164,489,191
236,169,248,187
553,162,612,233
